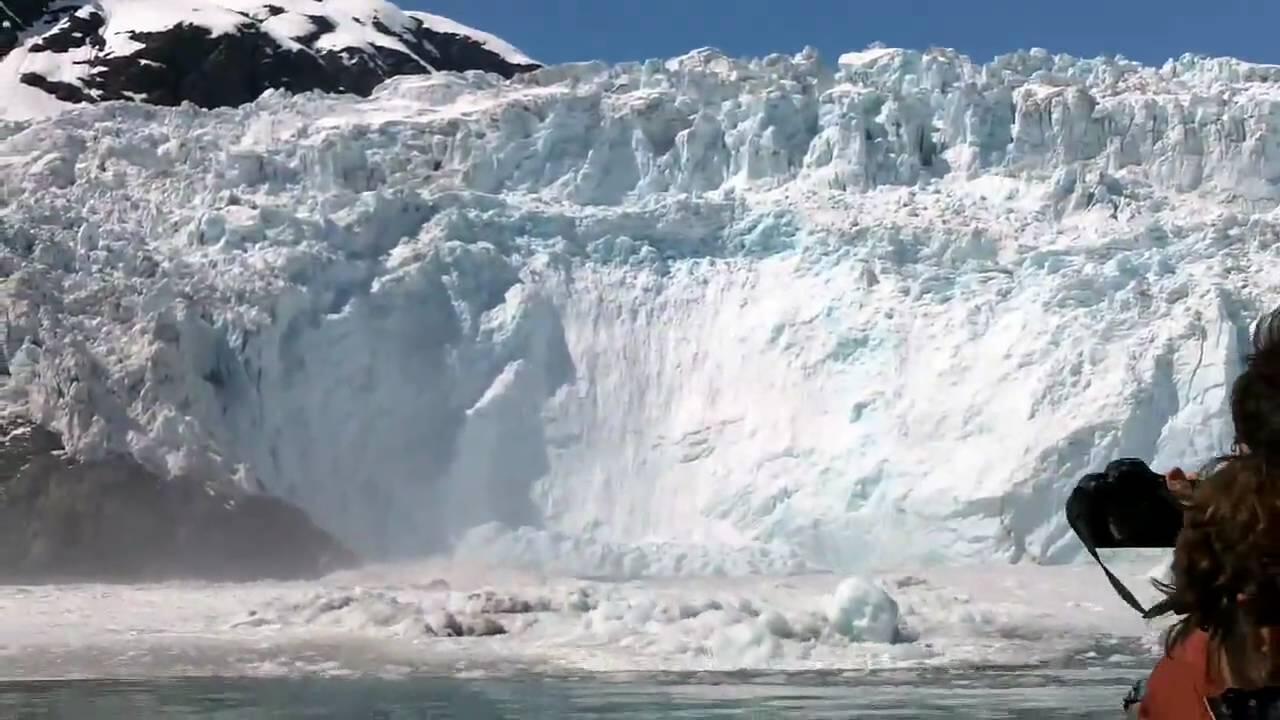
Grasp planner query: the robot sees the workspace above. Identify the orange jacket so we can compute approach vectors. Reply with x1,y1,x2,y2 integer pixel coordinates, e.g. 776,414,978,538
1140,630,1226,719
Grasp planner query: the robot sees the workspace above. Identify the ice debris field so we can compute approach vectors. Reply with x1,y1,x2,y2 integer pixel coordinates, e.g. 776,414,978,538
2,45,1280,674
0,559,1167,677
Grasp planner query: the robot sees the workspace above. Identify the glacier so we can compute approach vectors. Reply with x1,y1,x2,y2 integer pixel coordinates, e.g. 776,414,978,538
1,45,1277,577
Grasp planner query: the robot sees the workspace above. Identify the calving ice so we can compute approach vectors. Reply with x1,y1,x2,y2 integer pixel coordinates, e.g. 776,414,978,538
0,36,1274,583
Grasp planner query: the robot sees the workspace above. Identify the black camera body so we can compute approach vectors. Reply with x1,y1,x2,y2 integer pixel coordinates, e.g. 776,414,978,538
1067,458,1184,550
1066,458,1186,617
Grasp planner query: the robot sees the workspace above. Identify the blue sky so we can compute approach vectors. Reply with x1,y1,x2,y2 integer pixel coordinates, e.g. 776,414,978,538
409,0,1278,68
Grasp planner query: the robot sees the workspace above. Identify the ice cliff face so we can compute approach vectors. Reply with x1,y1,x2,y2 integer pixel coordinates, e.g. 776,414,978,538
1,46,1277,574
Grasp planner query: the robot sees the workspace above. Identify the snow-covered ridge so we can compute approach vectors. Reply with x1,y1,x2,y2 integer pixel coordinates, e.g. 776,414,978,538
408,10,537,67
2,46,1278,575
0,0,539,120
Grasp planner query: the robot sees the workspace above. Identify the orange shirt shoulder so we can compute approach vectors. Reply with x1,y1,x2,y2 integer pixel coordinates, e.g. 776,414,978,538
1140,630,1227,720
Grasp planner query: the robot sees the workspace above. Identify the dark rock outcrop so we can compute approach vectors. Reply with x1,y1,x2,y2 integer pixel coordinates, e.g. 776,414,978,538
2,0,540,112
0,419,358,583
1,0,63,30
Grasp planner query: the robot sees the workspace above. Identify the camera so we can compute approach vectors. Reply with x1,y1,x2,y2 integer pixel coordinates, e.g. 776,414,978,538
1066,458,1184,550
1065,458,1185,617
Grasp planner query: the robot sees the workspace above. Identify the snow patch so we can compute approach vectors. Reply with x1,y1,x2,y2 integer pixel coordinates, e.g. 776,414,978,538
407,11,536,66
837,47,902,69
0,47,72,120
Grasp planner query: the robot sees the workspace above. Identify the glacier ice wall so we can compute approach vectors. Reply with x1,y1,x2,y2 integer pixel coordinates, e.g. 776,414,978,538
2,46,1279,571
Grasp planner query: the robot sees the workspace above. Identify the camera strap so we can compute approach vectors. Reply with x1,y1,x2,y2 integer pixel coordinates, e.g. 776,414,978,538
1076,524,1165,619
1066,485,1173,620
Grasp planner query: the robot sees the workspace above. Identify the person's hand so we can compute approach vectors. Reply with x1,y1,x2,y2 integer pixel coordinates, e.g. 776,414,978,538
1165,467,1199,502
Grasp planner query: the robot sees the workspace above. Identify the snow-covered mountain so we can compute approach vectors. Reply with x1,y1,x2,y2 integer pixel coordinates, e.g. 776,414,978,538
2,45,1276,578
0,0,539,120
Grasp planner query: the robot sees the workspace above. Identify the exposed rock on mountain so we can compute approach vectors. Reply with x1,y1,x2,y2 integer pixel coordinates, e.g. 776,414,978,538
0,418,357,582
0,0,539,118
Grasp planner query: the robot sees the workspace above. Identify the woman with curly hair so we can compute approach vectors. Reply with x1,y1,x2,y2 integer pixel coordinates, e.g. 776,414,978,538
1141,308,1280,719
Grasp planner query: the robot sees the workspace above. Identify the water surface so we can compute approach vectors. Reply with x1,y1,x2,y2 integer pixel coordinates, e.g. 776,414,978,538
0,667,1145,719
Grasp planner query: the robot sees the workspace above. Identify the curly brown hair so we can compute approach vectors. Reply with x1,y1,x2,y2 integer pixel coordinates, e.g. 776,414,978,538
1160,307,1280,689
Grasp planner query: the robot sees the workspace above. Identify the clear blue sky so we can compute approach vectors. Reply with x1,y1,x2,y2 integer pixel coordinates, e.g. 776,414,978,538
410,0,1278,68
